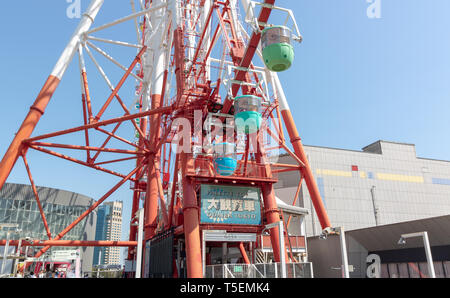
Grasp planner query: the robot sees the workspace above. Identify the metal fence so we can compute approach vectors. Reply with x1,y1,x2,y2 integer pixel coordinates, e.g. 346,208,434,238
205,263,313,278
191,156,278,181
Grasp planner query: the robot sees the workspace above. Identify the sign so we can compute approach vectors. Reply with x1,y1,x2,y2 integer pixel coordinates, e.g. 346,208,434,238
234,266,243,273
203,231,257,243
366,254,381,278
200,184,261,225
51,249,80,261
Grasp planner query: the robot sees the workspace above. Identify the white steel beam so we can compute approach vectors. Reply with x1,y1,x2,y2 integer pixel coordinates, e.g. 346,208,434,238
52,0,105,80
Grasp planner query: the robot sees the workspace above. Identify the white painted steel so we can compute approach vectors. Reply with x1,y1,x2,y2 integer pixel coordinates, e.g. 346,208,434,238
86,36,142,49
85,40,143,82
51,0,105,79
135,208,144,278
278,221,287,278
1,232,10,275
86,3,168,35
83,43,115,90
130,0,142,44
336,227,350,278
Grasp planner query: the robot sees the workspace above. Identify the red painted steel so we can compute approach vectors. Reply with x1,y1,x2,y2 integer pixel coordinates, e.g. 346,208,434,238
0,0,333,280
239,242,251,265
0,75,60,189
180,153,203,278
32,161,146,259
0,240,137,247
281,109,332,230
22,155,52,240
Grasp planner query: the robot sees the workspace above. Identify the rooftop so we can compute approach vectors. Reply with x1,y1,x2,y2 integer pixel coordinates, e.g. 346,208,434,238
278,140,450,163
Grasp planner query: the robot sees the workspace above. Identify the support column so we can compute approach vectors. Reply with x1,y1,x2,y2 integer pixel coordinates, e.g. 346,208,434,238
180,153,203,278
260,184,282,262
143,0,167,241
254,133,283,263
274,75,332,231
239,243,251,265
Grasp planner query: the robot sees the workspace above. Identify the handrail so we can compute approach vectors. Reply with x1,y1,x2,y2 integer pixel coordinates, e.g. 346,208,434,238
224,265,235,278
251,264,265,278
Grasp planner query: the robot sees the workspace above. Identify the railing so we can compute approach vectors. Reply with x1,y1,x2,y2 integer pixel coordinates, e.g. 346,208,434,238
190,156,277,181
205,262,313,278
129,180,147,192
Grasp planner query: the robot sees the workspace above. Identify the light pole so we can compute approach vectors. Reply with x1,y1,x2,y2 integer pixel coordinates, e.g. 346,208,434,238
135,208,144,278
1,231,11,275
12,232,25,277
264,221,286,278
0,223,19,276
398,231,436,278
333,227,350,278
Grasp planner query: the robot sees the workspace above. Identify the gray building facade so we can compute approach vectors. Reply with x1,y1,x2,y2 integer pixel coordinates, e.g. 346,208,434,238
275,140,450,237
93,201,123,267
0,183,97,274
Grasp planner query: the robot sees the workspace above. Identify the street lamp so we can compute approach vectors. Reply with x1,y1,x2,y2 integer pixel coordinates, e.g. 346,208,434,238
398,231,436,278
264,221,286,278
334,227,350,278
319,226,350,278
0,223,19,276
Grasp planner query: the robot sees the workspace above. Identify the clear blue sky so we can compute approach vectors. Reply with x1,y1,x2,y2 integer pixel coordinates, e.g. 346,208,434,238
1,1,450,264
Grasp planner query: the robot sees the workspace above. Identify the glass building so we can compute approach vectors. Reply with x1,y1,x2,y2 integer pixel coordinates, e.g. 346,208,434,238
0,183,97,273
93,204,111,266
93,201,123,267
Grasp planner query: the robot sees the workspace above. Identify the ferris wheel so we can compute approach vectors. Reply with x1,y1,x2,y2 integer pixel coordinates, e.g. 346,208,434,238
0,0,332,278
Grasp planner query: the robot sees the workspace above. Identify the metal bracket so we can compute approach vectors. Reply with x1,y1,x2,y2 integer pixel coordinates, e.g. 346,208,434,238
244,1,303,43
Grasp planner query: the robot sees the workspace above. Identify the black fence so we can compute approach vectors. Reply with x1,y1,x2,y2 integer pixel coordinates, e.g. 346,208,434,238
147,230,174,278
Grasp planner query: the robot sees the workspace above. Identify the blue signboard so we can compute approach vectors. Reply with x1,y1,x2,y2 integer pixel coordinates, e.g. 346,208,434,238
200,184,261,225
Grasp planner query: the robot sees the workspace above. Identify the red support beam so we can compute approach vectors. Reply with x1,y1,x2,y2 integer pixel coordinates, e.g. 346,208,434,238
0,75,61,190
25,105,173,143
94,46,147,121
281,109,332,230
180,153,203,278
22,155,52,240
239,242,251,265
95,127,141,150
28,145,137,181
167,154,179,229
80,92,92,162
221,0,277,114
29,142,145,155
0,240,137,247
31,159,147,260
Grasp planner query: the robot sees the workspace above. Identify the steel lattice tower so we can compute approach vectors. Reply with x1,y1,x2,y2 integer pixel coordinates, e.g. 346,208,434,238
0,0,332,278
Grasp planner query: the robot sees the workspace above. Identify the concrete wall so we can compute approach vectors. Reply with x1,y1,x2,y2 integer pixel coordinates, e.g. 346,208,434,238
275,141,450,237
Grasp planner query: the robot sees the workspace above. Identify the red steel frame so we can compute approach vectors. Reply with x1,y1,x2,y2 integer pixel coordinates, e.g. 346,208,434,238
0,0,332,278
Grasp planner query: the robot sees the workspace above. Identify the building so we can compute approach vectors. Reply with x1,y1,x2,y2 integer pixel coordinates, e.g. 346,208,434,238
274,140,450,278
275,140,450,237
307,214,450,278
0,183,97,274
93,201,123,267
